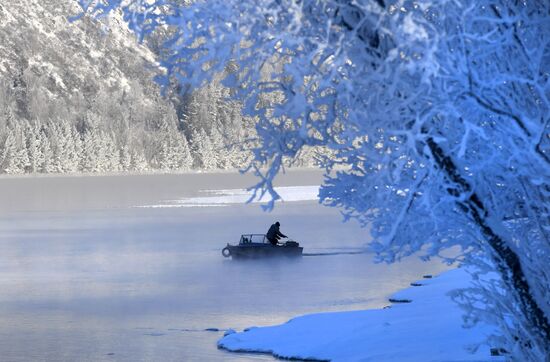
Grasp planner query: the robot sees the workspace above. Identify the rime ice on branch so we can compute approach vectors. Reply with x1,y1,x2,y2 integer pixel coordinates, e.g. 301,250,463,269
77,1,550,359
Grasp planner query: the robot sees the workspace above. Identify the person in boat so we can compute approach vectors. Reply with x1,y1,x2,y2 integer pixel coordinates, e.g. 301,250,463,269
266,221,287,246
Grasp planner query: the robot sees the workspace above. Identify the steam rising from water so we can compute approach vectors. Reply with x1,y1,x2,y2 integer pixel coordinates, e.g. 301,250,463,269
0,172,450,361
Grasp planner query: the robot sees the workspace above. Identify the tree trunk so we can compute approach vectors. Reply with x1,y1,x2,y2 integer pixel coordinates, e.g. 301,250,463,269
426,138,550,350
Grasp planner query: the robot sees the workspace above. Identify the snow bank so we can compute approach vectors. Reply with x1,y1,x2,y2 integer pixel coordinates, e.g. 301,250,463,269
139,185,319,208
218,268,502,361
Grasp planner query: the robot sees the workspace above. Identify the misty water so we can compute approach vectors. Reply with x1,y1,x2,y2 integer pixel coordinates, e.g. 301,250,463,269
0,170,450,361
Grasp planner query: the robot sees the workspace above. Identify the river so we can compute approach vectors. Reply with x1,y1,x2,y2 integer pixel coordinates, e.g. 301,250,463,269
0,170,450,361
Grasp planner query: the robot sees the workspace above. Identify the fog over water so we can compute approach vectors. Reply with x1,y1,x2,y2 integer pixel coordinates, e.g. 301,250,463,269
0,170,451,361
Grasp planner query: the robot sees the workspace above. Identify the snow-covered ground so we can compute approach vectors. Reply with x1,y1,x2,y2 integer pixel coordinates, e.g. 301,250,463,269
219,267,503,361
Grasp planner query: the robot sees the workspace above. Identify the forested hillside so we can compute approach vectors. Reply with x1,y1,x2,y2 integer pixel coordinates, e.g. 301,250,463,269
0,0,315,174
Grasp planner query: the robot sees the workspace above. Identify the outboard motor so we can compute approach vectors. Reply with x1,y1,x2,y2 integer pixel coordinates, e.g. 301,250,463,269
284,241,299,247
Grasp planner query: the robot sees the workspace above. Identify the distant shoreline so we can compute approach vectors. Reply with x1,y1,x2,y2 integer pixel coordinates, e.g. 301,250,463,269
0,166,322,179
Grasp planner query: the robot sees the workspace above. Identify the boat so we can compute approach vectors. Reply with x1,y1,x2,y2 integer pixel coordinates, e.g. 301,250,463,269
222,234,303,259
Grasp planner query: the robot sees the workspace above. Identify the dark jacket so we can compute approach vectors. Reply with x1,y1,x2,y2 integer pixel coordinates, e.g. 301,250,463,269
266,223,286,243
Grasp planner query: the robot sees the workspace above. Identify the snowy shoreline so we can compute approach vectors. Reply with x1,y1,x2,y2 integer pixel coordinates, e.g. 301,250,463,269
0,167,321,179
218,267,503,361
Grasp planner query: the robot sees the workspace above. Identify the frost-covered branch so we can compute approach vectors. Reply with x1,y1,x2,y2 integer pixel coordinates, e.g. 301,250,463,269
76,0,550,358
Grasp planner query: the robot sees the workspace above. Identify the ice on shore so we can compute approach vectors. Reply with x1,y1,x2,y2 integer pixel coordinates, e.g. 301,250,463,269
139,185,319,208
218,267,502,361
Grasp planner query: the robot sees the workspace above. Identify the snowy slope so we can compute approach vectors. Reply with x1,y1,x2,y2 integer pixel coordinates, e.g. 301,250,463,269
0,0,163,120
218,268,503,361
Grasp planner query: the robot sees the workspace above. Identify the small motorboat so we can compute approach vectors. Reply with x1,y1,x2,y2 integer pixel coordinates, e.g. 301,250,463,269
222,234,303,259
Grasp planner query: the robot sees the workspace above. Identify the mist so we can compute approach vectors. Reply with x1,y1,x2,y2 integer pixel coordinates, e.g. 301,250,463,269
0,170,449,361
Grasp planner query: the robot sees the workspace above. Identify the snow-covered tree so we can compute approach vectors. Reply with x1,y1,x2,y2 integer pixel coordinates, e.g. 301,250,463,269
209,126,232,169
57,120,80,172
0,133,18,173
3,123,31,173
119,145,132,171
38,129,54,173
173,132,193,170
78,0,550,358
191,128,217,170
130,149,148,171
80,127,102,173
48,122,65,173
157,134,175,171
103,133,121,172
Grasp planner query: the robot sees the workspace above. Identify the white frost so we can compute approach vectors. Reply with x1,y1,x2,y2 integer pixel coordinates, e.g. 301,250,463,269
402,13,428,41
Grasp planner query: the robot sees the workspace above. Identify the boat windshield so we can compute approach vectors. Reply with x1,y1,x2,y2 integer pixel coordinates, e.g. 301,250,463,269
239,234,267,244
